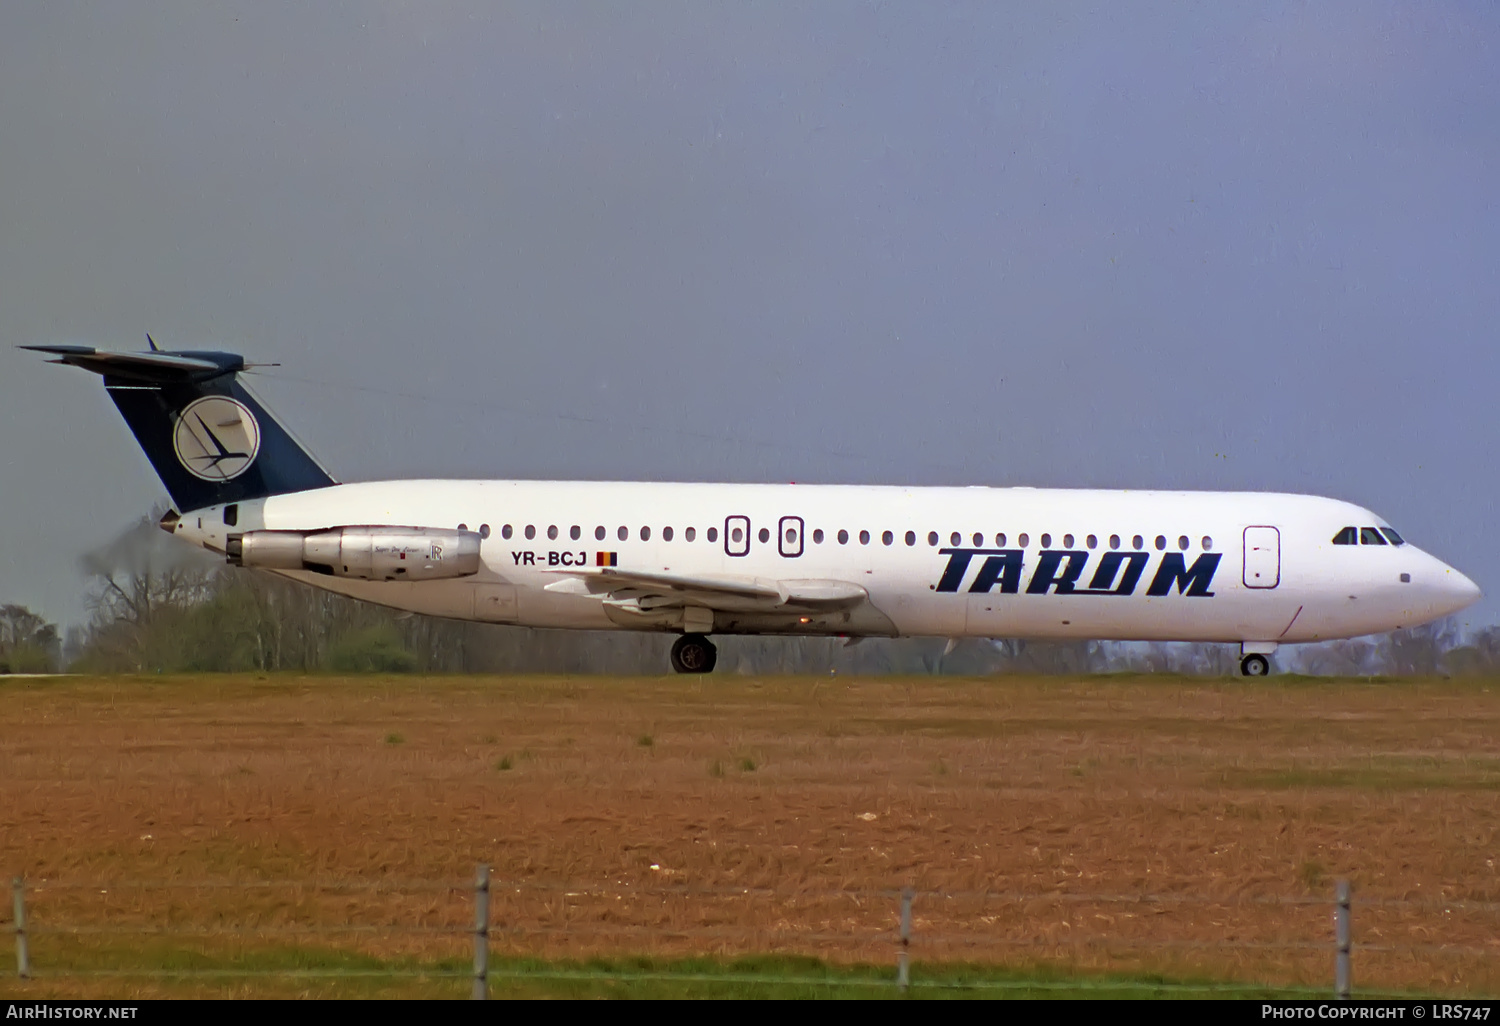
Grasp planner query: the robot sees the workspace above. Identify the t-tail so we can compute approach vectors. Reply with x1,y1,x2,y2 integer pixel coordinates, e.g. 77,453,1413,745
22,340,335,512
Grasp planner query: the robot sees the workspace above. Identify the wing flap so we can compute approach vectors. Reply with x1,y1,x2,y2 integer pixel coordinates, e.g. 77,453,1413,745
543,567,866,611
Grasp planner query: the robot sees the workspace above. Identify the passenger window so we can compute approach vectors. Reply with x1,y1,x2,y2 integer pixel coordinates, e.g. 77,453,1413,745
1109,535,1120,550
617,526,628,541
837,529,849,545
641,526,651,541
1063,534,1074,548
1154,535,1166,551
685,527,696,542
595,526,606,541
1132,535,1144,550
995,533,1007,546
758,527,770,543
1380,528,1404,546
1332,527,1358,545
785,526,797,544
707,527,718,543
812,529,824,544
1018,533,1029,547
972,532,983,547
882,530,894,546
525,525,536,540
928,531,939,546
458,524,467,531
950,532,961,546
905,530,916,546
1361,527,1387,545
1041,533,1052,548
1177,535,1189,551
731,527,743,543
570,525,581,541
502,525,513,540
1086,534,1097,549
548,525,558,540
1202,536,1213,551
479,524,491,539
663,526,674,541
859,530,871,545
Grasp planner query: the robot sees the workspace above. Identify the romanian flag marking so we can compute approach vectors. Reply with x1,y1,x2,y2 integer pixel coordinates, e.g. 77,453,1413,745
596,551,618,567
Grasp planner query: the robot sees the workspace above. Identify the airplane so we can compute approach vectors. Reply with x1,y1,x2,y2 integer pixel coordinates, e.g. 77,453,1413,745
23,341,1481,676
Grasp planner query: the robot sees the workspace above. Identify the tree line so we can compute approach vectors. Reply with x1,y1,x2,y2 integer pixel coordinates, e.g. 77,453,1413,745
3,516,1495,677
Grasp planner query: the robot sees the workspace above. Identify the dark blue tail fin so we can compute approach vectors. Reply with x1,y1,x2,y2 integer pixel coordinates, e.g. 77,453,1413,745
24,343,336,511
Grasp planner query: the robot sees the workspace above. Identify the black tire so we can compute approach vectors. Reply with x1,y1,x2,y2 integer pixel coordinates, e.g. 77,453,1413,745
670,634,717,674
1240,653,1270,677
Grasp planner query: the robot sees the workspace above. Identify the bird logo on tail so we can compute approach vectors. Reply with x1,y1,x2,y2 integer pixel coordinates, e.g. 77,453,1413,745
172,396,261,481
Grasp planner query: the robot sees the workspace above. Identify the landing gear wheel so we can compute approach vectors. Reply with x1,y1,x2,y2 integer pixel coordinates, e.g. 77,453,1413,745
1240,654,1270,677
670,633,717,674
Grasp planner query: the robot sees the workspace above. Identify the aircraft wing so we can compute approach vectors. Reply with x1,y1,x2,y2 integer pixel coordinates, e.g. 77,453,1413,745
543,567,867,612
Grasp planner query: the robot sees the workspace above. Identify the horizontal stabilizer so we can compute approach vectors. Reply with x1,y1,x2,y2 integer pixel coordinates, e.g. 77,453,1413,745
19,345,243,382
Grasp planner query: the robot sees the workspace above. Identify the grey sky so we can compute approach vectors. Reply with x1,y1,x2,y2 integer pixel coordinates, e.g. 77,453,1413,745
1,2,1496,631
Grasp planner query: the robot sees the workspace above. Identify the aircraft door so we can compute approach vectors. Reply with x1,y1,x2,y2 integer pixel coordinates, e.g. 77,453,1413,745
778,516,804,558
725,515,750,557
1243,526,1281,589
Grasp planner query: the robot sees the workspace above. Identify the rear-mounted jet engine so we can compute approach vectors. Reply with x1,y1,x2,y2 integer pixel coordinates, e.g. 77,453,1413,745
226,527,482,581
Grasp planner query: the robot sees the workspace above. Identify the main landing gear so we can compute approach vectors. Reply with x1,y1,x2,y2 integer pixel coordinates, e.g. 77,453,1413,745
670,633,718,674
1240,653,1271,677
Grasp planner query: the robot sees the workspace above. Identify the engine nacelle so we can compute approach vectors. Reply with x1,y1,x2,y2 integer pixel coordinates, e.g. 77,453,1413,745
226,527,483,581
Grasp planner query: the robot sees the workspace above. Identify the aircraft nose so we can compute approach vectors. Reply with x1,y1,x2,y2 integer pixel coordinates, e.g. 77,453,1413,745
1396,548,1482,623
1433,561,1482,616
1378,549,1482,630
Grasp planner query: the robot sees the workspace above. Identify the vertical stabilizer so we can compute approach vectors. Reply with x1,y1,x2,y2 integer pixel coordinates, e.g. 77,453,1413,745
22,344,336,510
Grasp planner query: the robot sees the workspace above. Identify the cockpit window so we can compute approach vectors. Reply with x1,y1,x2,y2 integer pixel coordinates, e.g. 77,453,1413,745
1332,527,1357,545
1360,527,1388,545
1380,528,1405,546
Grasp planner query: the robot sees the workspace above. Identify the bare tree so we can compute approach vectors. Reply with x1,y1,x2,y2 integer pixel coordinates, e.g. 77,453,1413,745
1298,638,1378,677
1376,618,1462,676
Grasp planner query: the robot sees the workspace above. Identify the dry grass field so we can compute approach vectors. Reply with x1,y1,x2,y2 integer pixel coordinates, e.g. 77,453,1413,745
1,672,1497,998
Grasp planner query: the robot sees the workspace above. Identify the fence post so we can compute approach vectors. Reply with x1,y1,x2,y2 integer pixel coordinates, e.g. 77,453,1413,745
1334,879,1351,999
12,877,29,980
473,864,490,1000
897,887,913,992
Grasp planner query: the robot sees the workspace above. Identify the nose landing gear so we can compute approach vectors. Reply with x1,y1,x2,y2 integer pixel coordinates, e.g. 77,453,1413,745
670,633,718,674
1240,653,1270,677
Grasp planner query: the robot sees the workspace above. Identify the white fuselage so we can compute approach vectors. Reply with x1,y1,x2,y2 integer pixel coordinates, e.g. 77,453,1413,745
172,480,1480,647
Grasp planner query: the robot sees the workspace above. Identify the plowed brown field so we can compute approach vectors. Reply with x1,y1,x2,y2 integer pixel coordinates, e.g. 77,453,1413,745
1,673,1497,996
